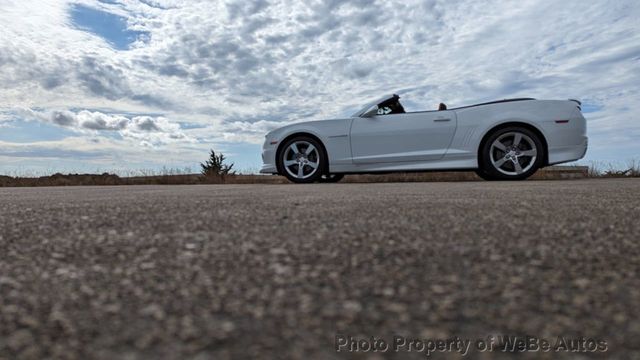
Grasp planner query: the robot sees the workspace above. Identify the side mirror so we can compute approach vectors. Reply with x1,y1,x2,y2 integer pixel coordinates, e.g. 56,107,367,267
361,106,379,118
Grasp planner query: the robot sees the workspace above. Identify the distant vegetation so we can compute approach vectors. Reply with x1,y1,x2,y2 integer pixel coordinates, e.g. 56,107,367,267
1,160,639,188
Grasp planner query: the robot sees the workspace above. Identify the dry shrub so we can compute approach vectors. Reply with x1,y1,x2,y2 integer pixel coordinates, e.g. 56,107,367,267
627,159,640,177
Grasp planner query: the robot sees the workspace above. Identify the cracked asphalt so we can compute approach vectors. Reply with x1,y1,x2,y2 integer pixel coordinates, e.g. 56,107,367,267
1,179,639,359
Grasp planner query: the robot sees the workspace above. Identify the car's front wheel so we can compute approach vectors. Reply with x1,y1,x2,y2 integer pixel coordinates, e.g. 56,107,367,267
278,136,326,183
478,127,544,180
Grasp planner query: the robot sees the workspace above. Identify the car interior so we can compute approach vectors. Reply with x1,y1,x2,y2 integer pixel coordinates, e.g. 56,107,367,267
376,95,448,115
376,95,406,115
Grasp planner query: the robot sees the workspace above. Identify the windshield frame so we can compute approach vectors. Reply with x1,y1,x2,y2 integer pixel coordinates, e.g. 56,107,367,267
351,94,397,117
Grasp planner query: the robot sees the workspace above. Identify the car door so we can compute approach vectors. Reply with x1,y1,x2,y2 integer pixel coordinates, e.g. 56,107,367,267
349,111,457,163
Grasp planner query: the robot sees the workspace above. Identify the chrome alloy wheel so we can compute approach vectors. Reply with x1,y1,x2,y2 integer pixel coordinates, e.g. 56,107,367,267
282,140,320,180
489,131,538,176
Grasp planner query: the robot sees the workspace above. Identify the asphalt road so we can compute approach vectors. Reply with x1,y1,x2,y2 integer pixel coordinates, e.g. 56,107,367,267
1,179,639,359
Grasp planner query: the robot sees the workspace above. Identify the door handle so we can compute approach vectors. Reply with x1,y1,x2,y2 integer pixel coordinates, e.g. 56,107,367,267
434,118,451,122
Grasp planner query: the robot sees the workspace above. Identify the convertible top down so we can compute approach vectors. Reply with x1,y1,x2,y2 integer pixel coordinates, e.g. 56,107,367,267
261,94,587,183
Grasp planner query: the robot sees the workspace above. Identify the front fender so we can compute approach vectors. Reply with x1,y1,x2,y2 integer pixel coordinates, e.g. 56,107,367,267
267,119,354,170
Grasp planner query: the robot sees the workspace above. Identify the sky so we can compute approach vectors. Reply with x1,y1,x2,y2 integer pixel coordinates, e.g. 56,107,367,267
0,0,639,175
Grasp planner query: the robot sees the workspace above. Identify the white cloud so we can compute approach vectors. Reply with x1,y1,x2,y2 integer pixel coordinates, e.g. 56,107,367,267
217,120,283,144
0,0,639,170
16,108,193,146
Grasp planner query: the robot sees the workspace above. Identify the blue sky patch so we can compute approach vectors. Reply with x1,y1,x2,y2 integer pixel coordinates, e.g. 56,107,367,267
177,122,207,130
222,142,263,173
0,119,77,143
581,103,603,113
70,4,145,50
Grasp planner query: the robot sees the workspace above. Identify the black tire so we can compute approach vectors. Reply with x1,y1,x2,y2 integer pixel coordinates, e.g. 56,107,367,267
319,173,344,183
474,168,495,181
277,136,326,184
478,126,544,181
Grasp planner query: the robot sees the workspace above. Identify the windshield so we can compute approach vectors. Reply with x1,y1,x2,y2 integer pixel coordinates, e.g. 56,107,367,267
351,94,406,117
351,94,395,117
376,95,406,115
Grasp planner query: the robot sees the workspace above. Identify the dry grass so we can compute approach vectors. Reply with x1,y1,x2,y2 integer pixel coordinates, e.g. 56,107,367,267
0,173,123,187
584,159,640,178
0,173,228,187
626,159,640,177
0,166,599,187
5,162,640,187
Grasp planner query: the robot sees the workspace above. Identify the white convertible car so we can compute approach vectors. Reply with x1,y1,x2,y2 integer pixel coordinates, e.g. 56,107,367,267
261,94,587,183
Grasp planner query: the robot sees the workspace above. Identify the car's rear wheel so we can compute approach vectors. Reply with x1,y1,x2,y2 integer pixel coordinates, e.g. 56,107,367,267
278,136,326,184
319,173,344,183
478,127,544,180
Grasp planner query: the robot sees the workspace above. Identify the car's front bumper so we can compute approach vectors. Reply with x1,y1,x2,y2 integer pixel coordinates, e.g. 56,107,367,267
260,164,277,174
260,142,278,174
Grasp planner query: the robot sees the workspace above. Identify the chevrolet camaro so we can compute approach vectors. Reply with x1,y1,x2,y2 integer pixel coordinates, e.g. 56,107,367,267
261,94,587,183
